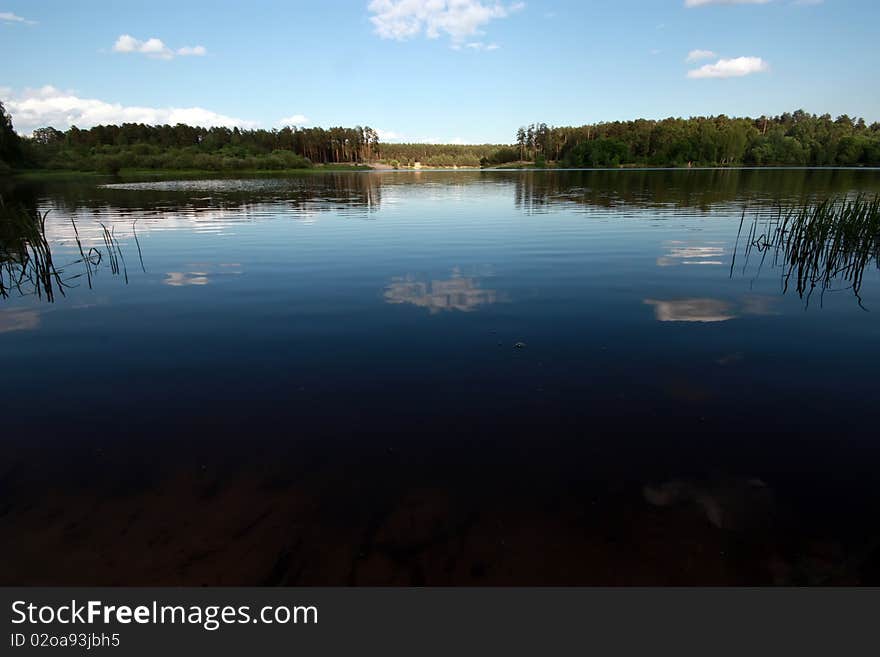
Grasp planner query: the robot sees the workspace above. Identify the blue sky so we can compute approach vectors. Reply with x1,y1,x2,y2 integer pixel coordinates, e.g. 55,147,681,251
2,0,878,143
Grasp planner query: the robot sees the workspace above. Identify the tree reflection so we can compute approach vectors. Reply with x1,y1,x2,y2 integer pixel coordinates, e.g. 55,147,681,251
7,172,385,220
513,168,880,213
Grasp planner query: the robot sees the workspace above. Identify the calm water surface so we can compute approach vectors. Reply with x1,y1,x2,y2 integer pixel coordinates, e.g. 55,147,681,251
3,169,880,584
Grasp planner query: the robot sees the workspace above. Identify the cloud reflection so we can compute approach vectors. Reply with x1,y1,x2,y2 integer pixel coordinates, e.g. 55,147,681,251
740,295,780,316
656,241,725,267
0,308,41,333
644,295,780,323
165,272,210,286
385,268,497,313
164,263,242,287
644,298,735,323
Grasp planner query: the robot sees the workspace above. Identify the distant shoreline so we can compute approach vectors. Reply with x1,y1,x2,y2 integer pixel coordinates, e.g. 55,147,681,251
5,111,878,176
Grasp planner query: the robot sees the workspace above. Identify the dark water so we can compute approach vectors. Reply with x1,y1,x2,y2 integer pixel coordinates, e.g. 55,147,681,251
3,168,880,585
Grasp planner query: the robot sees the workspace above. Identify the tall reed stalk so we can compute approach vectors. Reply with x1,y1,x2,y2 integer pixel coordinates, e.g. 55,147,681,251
1,197,141,302
732,195,880,308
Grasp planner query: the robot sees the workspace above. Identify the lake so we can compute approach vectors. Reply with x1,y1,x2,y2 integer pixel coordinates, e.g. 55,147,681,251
2,168,880,585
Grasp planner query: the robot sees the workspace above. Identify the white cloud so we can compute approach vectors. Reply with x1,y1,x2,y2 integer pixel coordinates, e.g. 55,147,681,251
113,34,171,58
176,45,207,56
0,11,36,24
686,49,716,62
687,56,769,79
112,34,207,59
367,0,524,44
4,86,257,134
685,0,771,6
112,34,139,52
277,114,310,126
463,41,499,50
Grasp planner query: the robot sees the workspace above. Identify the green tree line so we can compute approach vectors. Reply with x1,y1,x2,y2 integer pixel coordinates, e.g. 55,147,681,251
510,111,880,167
4,101,880,174
0,102,383,173
377,143,503,168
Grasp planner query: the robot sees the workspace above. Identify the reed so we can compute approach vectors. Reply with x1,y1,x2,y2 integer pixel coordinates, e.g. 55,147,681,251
1,197,141,302
732,195,880,308
0,199,69,301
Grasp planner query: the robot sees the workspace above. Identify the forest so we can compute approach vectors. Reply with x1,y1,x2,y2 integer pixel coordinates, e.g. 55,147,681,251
508,111,880,168
0,103,380,173
0,100,504,171
376,143,502,168
3,101,880,174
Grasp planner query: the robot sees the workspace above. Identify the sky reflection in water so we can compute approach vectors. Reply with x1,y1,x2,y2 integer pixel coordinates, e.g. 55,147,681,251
3,169,880,585
3,169,878,441
3,169,879,386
